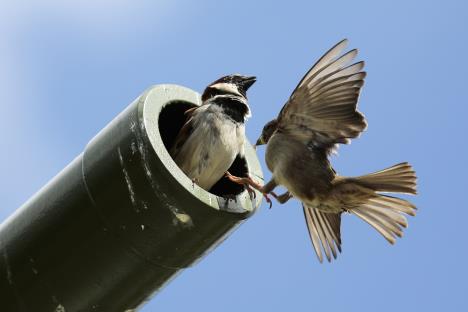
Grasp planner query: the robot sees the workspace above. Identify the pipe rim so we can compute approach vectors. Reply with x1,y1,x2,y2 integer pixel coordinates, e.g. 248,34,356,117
139,84,263,216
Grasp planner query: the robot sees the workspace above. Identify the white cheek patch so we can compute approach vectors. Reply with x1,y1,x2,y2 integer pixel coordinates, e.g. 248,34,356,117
211,82,242,97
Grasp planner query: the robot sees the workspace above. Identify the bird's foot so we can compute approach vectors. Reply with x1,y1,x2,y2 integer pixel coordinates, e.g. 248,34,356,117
243,183,257,200
225,172,274,208
270,191,292,204
263,193,273,209
225,172,263,190
224,171,257,199
191,178,199,188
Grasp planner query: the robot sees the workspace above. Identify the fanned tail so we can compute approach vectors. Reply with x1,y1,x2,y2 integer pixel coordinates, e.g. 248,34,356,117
341,162,417,244
349,194,417,244
303,162,417,263
352,162,417,195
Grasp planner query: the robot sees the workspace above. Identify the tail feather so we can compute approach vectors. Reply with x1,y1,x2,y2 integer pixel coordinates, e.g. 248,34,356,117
367,196,417,216
353,162,417,195
350,194,416,244
351,207,399,243
338,162,417,244
302,162,417,262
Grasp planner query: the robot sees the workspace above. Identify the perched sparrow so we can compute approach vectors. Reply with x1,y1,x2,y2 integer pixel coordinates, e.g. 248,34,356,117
170,74,256,191
230,39,417,262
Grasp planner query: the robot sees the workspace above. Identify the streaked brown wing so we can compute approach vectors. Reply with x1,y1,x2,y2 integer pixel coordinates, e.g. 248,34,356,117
277,39,367,149
303,204,342,263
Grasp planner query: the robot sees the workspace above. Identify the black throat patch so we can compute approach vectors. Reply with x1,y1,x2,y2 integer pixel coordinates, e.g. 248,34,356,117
212,95,250,123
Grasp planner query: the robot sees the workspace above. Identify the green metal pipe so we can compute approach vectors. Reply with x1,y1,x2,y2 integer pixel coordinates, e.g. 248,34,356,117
0,85,263,311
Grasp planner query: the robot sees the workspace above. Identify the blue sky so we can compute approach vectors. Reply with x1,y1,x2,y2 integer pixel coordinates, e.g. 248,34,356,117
0,0,466,311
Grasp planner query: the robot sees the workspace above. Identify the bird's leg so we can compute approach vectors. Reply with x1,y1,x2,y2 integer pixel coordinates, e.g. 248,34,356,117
224,171,257,200
262,179,278,193
225,172,277,208
271,191,292,204
261,179,279,209
224,172,265,190
192,178,199,188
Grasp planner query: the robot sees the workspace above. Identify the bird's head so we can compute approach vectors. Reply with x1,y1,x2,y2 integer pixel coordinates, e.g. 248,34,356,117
255,119,278,147
201,74,256,102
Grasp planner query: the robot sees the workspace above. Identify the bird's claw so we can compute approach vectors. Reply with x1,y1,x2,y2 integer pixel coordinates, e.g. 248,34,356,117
225,172,257,198
264,193,273,209
244,184,257,200
225,171,274,207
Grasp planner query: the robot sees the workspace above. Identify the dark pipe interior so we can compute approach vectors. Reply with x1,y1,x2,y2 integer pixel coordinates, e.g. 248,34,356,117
158,101,248,197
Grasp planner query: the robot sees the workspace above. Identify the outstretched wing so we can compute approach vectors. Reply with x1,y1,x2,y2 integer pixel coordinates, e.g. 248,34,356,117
277,39,367,151
303,204,342,263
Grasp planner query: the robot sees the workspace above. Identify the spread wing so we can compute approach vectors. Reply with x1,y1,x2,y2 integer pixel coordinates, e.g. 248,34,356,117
303,205,342,263
277,39,367,151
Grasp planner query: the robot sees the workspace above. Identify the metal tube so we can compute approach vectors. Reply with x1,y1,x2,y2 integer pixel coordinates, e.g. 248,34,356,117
0,85,263,311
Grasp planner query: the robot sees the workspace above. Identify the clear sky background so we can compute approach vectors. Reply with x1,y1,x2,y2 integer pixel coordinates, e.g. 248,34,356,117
0,1,465,311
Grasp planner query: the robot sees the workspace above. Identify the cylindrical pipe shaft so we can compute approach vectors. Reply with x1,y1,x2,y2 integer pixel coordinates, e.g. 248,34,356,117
0,84,263,311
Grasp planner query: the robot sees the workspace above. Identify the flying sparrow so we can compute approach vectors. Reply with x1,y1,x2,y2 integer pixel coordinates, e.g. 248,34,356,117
229,39,417,262
170,74,256,192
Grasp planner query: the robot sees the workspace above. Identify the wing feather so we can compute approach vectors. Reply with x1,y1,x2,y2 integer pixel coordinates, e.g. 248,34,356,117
293,39,349,92
303,204,342,263
277,39,367,151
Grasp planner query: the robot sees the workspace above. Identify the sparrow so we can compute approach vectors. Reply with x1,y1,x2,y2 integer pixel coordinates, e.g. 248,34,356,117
170,74,256,192
228,39,417,262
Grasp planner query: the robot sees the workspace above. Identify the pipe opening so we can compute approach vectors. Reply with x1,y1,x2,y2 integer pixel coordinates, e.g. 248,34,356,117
158,101,248,197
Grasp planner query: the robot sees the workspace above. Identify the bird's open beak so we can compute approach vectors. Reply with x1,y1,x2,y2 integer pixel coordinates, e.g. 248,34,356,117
242,76,256,91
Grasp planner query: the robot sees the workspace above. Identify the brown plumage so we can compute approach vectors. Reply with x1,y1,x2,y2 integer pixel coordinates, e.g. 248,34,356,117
247,39,417,262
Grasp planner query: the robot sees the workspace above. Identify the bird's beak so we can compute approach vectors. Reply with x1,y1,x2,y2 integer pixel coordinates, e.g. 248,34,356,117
242,76,256,91
255,136,265,147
